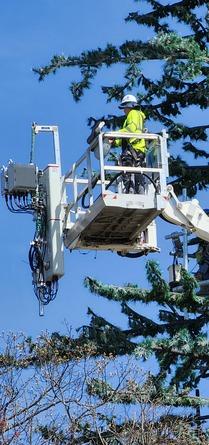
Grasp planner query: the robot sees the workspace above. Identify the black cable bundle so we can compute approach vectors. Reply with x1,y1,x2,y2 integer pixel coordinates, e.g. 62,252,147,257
5,192,34,214
28,205,58,305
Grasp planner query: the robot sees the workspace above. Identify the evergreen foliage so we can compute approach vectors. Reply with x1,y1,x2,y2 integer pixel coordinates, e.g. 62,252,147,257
33,0,209,195
32,0,209,440
82,260,209,432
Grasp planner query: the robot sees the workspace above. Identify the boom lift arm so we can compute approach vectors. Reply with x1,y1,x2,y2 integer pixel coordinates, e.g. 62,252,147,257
162,185,209,242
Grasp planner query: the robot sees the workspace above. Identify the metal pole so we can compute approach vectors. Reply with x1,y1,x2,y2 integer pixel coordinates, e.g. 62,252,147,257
98,133,106,194
160,130,169,194
53,127,61,176
39,299,44,317
172,278,209,292
86,149,93,207
182,188,188,271
30,123,36,164
195,388,201,435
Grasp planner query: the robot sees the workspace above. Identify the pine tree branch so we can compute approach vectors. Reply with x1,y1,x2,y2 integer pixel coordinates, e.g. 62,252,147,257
126,0,209,46
87,375,209,407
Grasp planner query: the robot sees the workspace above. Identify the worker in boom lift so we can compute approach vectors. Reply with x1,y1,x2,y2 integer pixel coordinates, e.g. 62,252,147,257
109,94,146,194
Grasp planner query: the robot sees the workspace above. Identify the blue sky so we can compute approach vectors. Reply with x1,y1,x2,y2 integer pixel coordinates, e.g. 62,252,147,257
0,0,207,337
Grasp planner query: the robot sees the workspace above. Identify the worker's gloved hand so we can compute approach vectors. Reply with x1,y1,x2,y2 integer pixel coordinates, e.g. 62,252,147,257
87,120,106,145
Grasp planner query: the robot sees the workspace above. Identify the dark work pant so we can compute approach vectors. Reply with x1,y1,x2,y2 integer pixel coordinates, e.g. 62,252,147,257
120,147,145,194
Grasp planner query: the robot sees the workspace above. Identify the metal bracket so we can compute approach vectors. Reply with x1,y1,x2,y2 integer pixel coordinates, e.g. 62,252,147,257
30,123,62,176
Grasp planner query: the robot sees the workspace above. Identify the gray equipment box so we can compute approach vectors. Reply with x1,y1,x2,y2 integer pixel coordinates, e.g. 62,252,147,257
1,169,8,195
7,163,37,193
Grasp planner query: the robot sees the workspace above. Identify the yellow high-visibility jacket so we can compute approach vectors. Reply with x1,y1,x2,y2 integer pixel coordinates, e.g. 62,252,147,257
114,109,146,153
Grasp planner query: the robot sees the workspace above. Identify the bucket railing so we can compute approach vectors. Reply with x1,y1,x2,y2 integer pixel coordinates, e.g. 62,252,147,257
64,130,169,224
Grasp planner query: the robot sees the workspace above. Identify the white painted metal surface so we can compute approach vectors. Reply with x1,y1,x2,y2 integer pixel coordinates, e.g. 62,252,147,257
63,130,169,254
162,186,209,242
41,164,65,281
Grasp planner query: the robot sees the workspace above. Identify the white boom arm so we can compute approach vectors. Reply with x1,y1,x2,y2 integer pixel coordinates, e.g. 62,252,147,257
162,185,209,242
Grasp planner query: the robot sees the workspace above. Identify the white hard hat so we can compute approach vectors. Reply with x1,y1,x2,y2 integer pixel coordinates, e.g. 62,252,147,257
119,94,138,109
